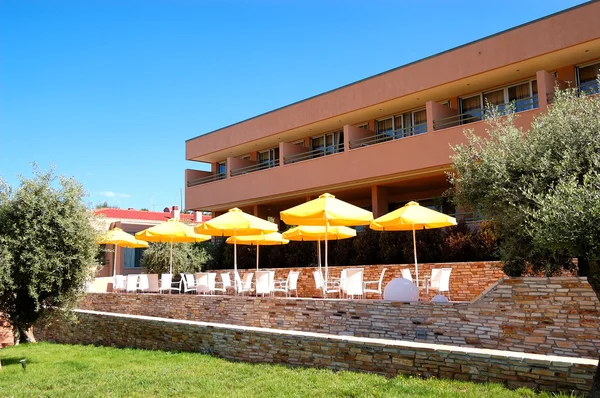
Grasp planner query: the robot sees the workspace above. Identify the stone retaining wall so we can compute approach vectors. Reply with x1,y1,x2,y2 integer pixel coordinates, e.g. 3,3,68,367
81,277,600,359
36,309,597,395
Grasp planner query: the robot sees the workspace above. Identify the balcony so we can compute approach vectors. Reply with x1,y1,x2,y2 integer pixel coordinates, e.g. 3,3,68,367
283,143,344,165
230,160,280,177
349,124,427,149
433,95,539,131
187,173,226,187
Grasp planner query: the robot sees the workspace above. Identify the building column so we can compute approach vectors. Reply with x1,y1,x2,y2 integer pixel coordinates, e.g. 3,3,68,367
371,185,389,218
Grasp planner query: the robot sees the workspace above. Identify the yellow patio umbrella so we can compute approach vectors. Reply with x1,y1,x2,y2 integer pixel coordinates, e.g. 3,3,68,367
195,208,278,289
282,225,356,272
280,193,373,291
135,218,211,274
97,227,149,276
226,232,289,270
370,201,457,287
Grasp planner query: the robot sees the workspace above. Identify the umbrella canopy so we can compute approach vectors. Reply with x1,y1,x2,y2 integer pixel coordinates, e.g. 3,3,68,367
97,227,149,276
370,201,457,286
282,225,356,271
226,232,289,270
280,193,373,292
135,219,211,274
195,208,278,291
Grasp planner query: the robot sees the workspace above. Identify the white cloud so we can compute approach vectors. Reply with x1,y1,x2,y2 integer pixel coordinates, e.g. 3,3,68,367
98,191,131,198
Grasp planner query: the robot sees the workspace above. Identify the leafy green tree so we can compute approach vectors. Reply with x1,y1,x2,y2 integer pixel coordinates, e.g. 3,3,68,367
140,242,211,274
0,167,98,343
450,82,600,393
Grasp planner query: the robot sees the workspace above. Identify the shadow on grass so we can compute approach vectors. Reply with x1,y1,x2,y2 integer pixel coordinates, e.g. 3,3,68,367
1,357,35,367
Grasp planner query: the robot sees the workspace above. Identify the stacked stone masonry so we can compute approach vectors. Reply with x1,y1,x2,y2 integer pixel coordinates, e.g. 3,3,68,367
81,277,600,359
36,310,596,394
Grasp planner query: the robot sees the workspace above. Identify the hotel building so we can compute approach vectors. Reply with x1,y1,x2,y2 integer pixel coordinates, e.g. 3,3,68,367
185,2,600,225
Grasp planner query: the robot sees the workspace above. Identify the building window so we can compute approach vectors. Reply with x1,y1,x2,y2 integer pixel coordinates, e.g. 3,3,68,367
217,161,226,175
258,147,280,167
124,247,145,268
577,62,600,94
311,130,343,157
460,79,538,122
376,109,427,139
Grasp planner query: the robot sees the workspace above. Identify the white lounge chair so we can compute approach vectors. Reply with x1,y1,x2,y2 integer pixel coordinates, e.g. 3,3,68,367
213,272,231,294
437,268,452,300
364,267,387,299
344,268,364,299
138,274,150,293
113,275,126,292
273,270,300,297
125,274,139,293
159,274,180,294
401,268,413,282
339,269,348,298
255,271,271,297
426,268,442,295
195,272,210,294
182,273,197,294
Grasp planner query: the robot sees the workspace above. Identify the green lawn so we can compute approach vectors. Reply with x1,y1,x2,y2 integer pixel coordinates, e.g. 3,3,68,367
0,343,568,397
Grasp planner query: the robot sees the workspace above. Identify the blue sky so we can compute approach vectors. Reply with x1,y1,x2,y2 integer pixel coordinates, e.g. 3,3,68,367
0,0,588,211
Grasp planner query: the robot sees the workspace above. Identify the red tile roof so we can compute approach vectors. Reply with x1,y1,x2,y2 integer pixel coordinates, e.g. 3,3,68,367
94,208,211,223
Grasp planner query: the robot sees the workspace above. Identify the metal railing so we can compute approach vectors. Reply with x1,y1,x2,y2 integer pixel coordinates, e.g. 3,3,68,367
348,124,427,149
230,159,280,177
283,142,344,164
187,173,227,187
547,83,599,104
433,95,539,130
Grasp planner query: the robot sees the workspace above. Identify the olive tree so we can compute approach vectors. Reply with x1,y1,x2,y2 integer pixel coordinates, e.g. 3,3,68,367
140,242,211,275
450,81,600,393
0,167,98,343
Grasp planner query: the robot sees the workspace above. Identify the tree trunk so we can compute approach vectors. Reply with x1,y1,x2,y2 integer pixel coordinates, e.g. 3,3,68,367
13,326,36,345
586,259,600,397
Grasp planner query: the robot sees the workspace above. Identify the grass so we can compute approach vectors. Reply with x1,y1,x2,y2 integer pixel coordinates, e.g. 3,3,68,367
0,343,571,397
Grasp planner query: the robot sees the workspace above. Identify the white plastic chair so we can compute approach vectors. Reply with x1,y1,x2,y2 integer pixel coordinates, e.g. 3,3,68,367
195,272,210,294
401,268,413,282
273,270,300,297
213,272,231,294
255,271,271,297
182,273,197,294
426,268,442,295
313,270,340,298
146,274,160,292
364,268,387,299
438,268,452,300
125,274,139,293
159,274,179,294
138,274,150,293
113,275,126,292
235,272,254,295
344,268,364,299
339,269,348,298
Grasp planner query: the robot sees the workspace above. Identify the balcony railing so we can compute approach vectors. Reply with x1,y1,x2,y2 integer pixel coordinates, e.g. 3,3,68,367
433,95,539,130
284,143,344,164
547,83,599,104
187,173,226,187
230,160,280,177
349,124,427,149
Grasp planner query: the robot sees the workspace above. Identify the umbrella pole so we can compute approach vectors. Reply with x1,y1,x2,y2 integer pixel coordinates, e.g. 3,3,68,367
169,238,174,275
234,229,238,294
317,237,321,273
412,224,419,287
113,244,117,277
256,244,259,271
324,222,329,296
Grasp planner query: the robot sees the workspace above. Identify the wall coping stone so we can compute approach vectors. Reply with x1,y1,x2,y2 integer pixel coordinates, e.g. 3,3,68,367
76,309,598,367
